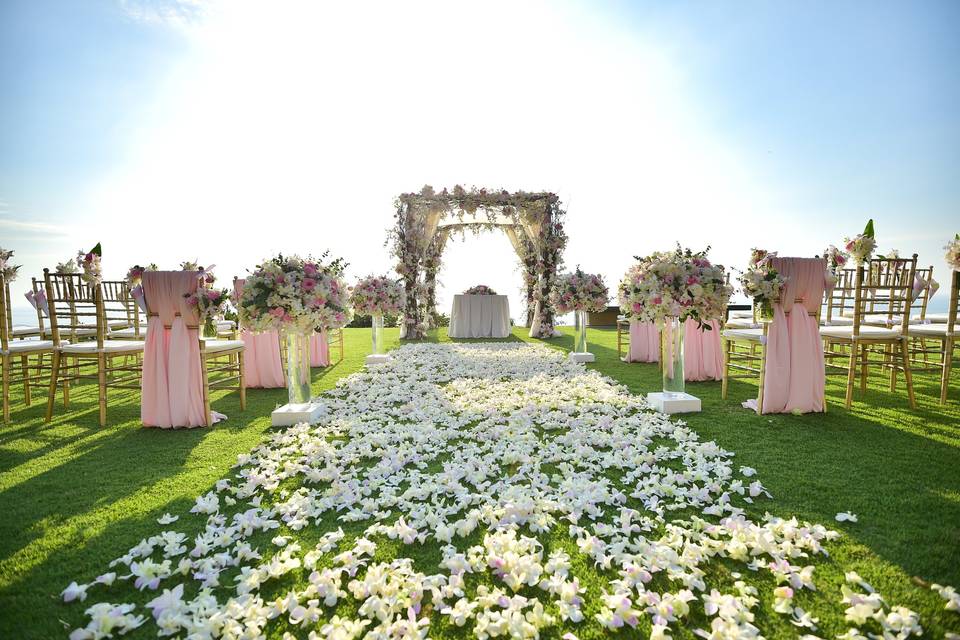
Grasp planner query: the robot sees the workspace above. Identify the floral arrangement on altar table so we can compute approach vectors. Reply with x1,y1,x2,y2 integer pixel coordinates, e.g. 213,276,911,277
239,254,352,334
0,248,20,282
843,219,877,265
738,249,788,319
463,285,497,295
77,243,103,285
551,268,609,313
618,245,732,328
350,275,405,316
945,234,960,271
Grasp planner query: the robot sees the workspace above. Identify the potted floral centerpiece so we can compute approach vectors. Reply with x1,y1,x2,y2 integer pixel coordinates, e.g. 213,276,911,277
619,246,731,402
239,255,351,415
552,268,608,361
464,285,497,295
351,275,405,364
738,249,788,321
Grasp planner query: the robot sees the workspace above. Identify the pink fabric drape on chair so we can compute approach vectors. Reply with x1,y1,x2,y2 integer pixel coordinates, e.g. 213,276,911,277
310,330,330,367
683,319,724,381
141,271,216,428
624,321,659,363
234,279,285,389
756,257,827,414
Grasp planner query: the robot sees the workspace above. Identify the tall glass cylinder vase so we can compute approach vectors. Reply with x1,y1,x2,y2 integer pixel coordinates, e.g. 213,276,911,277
661,316,685,396
284,330,312,406
574,309,588,353
371,313,384,355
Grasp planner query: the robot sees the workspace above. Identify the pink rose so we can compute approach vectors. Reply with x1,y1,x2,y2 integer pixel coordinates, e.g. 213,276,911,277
303,278,316,291
207,290,219,300
304,263,318,277
270,307,285,318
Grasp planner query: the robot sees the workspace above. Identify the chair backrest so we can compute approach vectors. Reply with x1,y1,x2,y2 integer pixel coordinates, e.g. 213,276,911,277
910,265,935,321
142,271,201,329
0,275,11,353
101,280,136,331
769,257,827,319
43,269,106,347
852,255,917,335
823,267,855,324
29,276,49,336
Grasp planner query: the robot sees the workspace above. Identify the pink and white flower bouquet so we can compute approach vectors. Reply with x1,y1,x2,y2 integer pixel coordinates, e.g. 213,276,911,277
738,249,788,319
125,264,157,287
350,275,405,316
822,245,849,273
77,243,102,285
464,285,497,295
945,234,960,271
843,219,877,265
0,248,20,282
239,254,352,334
552,268,609,313
185,286,231,332
619,246,732,328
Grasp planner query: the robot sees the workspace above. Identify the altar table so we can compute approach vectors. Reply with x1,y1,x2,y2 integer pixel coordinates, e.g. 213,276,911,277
449,294,511,338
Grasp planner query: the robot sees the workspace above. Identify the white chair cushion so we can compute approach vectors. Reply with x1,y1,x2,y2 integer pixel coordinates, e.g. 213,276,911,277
820,326,901,340
110,326,148,338
12,326,41,337
723,319,759,330
821,316,853,326
1,340,57,355
907,323,953,338
913,313,958,323
60,340,146,354
203,339,244,354
722,328,764,342
861,314,903,325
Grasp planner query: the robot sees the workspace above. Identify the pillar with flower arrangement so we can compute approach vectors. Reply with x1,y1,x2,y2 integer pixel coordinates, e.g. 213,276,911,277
552,268,609,362
619,246,732,413
238,254,352,426
350,275,405,365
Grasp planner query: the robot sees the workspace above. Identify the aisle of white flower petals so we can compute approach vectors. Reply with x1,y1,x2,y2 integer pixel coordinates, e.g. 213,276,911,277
63,343,951,640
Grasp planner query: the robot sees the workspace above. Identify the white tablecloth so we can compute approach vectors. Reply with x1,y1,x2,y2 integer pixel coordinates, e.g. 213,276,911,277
449,294,511,338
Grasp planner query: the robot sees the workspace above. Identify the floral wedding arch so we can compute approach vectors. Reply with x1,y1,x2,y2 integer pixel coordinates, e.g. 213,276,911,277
388,185,568,339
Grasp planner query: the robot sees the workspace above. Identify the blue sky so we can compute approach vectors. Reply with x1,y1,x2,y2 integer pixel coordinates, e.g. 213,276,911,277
1,0,957,315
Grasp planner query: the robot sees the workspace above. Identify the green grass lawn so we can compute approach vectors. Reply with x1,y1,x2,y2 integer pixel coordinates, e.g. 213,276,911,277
1,326,958,638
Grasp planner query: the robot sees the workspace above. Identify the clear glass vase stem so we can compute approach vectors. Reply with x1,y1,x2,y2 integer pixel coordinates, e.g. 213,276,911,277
285,331,312,406
372,314,384,355
574,310,588,353
661,317,685,396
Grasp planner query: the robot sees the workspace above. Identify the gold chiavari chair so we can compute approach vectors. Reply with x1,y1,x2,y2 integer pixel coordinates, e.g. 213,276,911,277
44,270,146,427
822,268,856,327
102,280,148,340
820,255,917,409
616,315,630,360
6,278,41,340
327,327,344,364
1,275,59,422
904,270,958,404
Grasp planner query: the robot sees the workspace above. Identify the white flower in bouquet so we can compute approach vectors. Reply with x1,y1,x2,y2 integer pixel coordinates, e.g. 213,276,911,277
239,254,352,334
738,248,788,317
77,243,103,285
552,268,609,314
350,275,405,316
944,233,960,271
56,257,79,274
843,219,877,265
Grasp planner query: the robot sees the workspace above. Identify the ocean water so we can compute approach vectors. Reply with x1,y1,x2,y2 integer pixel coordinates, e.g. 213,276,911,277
11,307,40,327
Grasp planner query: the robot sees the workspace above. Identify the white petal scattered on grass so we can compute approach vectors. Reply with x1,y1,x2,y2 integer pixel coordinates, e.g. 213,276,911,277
156,513,178,525
61,581,88,603
835,511,858,523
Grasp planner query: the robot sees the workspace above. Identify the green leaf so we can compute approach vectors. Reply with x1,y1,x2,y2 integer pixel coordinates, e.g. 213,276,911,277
863,219,875,238
89,242,102,257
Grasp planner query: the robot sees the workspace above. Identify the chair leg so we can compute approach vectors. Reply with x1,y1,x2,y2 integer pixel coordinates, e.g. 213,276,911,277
940,336,952,405
237,350,247,411
721,339,730,400
887,344,897,391
62,356,71,409
900,338,916,410
2,356,10,424
845,343,857,409
859,344,869,395
200,355,212,427
45,351,61,423
98,353,107,427
21,355,31,406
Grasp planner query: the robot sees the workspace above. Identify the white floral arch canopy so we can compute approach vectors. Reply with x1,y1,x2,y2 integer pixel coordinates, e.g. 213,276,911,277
389,185,568,339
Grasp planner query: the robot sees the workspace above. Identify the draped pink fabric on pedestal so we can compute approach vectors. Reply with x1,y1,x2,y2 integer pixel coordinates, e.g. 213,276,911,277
757,257,827,414
234,279,285,389
624,321,659,363
683,319,724,381
141,271,211,428
310,329,330,367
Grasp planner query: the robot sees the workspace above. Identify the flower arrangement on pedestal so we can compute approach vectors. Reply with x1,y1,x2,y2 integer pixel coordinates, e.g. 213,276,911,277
552,269,608,314
738,249,788,320
945,234,960,271
77,244,102,285
464,285,497,295
0,248,20,282
843,219,877,265
239,254,351,405
351,275,405,362
618,246,732,328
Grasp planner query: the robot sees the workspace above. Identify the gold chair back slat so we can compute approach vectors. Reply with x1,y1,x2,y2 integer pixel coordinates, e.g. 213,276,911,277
851,255,917,335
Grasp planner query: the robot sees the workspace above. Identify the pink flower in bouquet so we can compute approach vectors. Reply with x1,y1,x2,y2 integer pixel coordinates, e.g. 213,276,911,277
303,262,319,277
686,276,699,285
206,290,220,301
185,294,198,306
302,278,317,291
270,307,286,319
632,302,642,313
